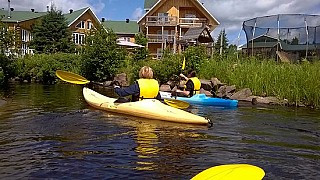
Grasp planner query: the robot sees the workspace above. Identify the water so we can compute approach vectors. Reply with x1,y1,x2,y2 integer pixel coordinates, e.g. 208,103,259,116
0,83,319,179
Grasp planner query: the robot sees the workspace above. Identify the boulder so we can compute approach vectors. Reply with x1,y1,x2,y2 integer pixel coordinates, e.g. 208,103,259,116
200,88,212,96
0,99,6,107
231,88,252,100
160,84,171,92
200,79,212,91
217,85,236,98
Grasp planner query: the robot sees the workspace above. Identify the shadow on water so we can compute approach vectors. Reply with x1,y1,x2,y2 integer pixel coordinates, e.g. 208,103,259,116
0,83,319,179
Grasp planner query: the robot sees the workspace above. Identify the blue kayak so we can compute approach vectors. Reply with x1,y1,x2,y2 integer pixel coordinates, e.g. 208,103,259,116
176,94,238,107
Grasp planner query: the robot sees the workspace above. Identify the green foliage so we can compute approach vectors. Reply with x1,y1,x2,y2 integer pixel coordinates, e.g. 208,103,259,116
15,53,82,84
183,45,208,72
0,54,16,84
214,29,229,54
133,33,149,61
30,7,75,53
0,22,14,54
199,55,320,107
82,26,126,81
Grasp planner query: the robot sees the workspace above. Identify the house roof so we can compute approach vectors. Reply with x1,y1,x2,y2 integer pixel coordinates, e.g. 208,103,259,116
144,0,159,10
181,26,213,43
138,0,219,27
0,9,47,23
102,20,139,34
64,7,88,26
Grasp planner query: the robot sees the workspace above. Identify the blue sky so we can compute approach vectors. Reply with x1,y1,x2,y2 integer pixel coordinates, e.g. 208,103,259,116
1,0,320,45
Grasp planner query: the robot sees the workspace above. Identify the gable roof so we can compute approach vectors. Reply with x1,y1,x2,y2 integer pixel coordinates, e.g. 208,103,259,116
1,10,47,23
138,0,219,26
181,26,214,43
102,20,139,35
64,7,100,27
144,0,159,10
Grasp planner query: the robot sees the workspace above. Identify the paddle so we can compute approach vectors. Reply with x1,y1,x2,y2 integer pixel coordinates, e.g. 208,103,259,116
191,164,265,180
55,70,190,109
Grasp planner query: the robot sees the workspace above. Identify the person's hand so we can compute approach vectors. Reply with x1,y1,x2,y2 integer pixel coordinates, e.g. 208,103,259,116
112,81,121,88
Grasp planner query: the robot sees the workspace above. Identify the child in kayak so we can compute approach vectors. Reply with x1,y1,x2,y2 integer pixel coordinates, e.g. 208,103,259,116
176,70,201,97
113,66,161,102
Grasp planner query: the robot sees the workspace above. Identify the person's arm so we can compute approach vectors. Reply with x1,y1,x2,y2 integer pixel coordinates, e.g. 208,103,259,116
114,83,139,97
180,73,189,81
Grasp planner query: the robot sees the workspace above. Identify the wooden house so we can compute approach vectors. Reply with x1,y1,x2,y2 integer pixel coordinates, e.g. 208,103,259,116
138,0,219,58
0,7,100,55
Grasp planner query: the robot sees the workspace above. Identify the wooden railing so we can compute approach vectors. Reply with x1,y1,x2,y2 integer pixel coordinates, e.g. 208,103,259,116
179,18,207,27
146,16,178,26
147,34,175,43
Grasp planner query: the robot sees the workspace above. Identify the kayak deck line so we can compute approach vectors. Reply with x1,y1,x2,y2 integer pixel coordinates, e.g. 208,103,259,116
160,91,238,107
83,87,210,125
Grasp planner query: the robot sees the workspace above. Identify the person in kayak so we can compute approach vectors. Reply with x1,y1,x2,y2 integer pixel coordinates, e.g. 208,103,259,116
113,66,161,102
177,70,201,97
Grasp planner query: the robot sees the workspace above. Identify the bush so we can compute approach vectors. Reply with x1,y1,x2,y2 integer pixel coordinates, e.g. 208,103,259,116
15,53,82,83
82,26,126,81
183,45,208,72
0,54,15,85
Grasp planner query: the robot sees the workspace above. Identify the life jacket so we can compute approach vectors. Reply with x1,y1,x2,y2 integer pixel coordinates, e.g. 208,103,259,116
137,79,159,100
190,77,201,94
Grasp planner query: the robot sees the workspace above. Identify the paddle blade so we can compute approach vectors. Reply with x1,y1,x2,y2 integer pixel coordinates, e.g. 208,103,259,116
164,99,189,109
191,164,265,180
56,70,90,85
182,57,186,70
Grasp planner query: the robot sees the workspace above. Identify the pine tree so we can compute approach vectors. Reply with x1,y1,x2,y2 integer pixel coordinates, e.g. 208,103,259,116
30,7,75,53
214,29,229,54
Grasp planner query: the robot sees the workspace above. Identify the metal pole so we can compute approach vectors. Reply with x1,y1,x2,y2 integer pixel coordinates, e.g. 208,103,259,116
305,16,309,59
236,26,242,59
252,19,257,56
277,15,280,62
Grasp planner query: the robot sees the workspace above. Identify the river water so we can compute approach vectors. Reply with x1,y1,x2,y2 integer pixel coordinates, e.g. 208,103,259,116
0,83,319,179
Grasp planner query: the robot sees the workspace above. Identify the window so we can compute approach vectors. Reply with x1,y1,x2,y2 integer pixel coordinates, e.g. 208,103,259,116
73,33,85,45
21,29,30,42
158,13,169,22
76,21,85,29
87,21,92,29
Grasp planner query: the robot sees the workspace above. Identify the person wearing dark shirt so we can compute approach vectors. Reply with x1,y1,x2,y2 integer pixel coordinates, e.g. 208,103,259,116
114,66,161,102
177,70,201,97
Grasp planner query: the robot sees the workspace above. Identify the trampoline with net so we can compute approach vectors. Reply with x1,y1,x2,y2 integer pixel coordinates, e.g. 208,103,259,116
241,14,320,62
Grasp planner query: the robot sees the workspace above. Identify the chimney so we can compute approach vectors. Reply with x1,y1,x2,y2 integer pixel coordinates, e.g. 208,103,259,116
102,18,105,22
47,6,49,12
8,0,11,18
126,19,129,23
69,9,73,14
31,9,35,12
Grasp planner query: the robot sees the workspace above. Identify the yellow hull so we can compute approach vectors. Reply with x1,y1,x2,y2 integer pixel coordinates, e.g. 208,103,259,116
83,87,209,125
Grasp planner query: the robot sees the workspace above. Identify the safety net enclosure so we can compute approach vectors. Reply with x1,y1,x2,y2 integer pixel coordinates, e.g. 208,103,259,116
242,14,320,62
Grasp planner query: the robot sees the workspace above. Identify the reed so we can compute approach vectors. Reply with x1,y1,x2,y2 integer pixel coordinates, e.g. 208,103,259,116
199,56,320,107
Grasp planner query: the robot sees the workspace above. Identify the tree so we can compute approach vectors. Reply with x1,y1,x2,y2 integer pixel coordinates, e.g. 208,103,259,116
214,29,229,54
133,33,149,61
0,21,14,54
30,7,75,53
82,25,126,81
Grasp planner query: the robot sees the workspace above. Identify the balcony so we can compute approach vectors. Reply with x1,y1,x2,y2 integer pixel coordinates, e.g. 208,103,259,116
146,16,178,26
179,18,207,27
147,34,175,43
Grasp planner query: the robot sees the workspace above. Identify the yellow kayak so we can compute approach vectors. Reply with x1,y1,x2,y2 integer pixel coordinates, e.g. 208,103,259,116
83,87,210,125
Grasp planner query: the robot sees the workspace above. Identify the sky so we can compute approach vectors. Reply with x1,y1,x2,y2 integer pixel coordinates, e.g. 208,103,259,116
1,0,320,45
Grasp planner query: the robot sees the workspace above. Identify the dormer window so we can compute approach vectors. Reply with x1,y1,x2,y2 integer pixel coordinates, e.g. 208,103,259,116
76,21,85,29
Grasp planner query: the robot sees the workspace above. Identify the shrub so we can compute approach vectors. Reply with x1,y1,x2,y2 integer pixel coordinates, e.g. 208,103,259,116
15,53,82,83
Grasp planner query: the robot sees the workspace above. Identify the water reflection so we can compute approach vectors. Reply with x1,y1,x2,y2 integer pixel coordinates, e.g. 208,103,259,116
0,83,319,179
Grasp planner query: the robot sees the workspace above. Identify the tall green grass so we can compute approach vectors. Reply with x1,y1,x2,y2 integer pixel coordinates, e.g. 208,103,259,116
199,57,320,107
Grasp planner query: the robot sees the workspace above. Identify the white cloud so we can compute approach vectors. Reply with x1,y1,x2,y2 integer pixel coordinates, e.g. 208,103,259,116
0,0,105,14
200,0,320,44
131,7,143,20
